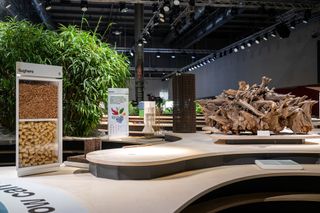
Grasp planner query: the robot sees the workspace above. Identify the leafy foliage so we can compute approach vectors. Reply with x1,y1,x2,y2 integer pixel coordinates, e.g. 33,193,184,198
0,19,130,136
129,102,139,116
196,102,203,115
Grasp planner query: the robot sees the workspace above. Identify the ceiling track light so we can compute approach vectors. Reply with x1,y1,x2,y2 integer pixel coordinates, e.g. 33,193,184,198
247,41,252,47
303,10,311,24
142,38,147,44
290,21,296,30
262,35,268,41
271,31,276,37
233,47,239,53
240,44,245,50
81,0,88,12
173,0,180,6
159,8,165,18
163,0,170,12
5,4,11,9
129,50,134,56
119,2,128,13
171,55,176,59
156,53,161,58
137,40,143,47
191,55,196,59
113,30,122,36
255,38,260,44
45,0,52,11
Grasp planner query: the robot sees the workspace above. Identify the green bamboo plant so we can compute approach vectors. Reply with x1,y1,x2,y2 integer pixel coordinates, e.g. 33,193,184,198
0,18,130,136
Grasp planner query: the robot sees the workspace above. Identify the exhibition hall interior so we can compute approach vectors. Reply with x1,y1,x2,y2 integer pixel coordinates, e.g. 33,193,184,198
1,0,320,212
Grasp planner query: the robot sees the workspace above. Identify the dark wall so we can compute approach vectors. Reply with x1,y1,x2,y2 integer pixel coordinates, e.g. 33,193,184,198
191,21,320,99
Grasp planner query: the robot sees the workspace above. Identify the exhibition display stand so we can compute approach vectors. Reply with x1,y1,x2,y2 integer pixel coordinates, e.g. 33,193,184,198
15,62,63,176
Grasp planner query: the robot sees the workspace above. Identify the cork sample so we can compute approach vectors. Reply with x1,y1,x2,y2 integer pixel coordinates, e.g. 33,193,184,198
19,82,58,119
19,121,58,167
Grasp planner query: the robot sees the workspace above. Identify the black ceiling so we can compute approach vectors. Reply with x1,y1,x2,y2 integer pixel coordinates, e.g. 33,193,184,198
1,0,319,77
46,1,286,49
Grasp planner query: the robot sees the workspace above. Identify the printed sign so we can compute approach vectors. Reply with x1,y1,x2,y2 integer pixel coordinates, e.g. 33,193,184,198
0,179,87,213
108,88,129,138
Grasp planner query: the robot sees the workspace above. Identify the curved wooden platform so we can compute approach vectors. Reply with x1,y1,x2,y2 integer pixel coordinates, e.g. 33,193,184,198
86,132,320,179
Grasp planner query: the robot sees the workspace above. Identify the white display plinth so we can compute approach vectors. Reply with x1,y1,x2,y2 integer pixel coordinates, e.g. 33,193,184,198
142,101,156,134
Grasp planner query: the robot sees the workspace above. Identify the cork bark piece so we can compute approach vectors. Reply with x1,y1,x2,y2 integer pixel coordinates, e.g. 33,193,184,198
19,82,58,119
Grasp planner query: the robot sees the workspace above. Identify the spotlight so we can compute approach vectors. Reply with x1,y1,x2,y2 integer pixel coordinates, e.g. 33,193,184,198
203,61,207,65
206,59,211,64
255,38,260,44
137,40,143,47
240,44,245,50
45,0,52,11
247,41,252,47
210,57,215,62
162,72,166,75
142,37,147,44
129,50,134,56
197,64,200,68
303,10,311,24
163,1,170,12
233,47,239,53
191,55,196,59
174,0,180,6
5,4,11,9
188,68,192,71
171,55,176,59
290,21,296,30
156,53,161,58
119,2,128,13
160,17,165,23
159,8,165,18
271,31,276,37
276,23,291,38
262,35,268,41
81,0,88,12
112,30,122,36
